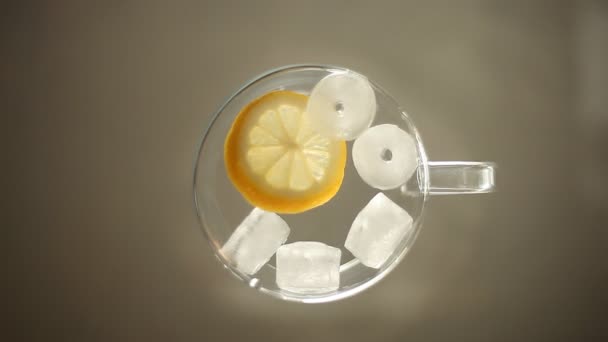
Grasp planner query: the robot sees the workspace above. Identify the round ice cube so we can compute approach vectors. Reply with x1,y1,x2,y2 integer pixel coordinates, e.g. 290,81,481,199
306,71,376,141
352,124,418,190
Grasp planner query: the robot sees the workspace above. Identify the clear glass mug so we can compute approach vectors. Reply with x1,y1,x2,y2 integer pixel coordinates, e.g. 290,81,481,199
194,65,495,303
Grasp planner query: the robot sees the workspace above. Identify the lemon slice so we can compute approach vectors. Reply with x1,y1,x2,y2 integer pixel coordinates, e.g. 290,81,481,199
224,90,346,214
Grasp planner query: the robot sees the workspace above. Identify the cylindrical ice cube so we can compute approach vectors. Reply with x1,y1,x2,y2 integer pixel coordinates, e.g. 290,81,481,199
220,208,290,275
352,124,418,190
306,71,376,141
345,193,413,268
276,241,341,294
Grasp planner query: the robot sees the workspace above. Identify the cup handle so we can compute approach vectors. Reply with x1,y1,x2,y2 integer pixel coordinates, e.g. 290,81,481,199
427,161,496,195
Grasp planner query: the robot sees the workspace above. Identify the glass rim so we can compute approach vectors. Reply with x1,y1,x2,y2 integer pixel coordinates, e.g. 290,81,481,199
192,64,431,303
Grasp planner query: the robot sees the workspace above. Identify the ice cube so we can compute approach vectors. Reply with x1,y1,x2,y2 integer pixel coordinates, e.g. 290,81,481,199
352,124,418,190
345,193,413,268
306,71,376,141
276,241,341,293
220,208,290,275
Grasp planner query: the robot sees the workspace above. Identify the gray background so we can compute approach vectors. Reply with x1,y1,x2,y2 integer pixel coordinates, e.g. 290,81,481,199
6,0,608,341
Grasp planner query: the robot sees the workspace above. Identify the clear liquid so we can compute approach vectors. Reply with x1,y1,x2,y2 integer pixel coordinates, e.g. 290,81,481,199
213,92,423,268
195,66,426,301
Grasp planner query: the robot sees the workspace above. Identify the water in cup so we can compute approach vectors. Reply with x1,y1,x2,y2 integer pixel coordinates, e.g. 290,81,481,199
193,65,496,302
221,70,417,292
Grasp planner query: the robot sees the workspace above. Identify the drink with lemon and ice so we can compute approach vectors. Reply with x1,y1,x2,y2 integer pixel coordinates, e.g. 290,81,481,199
221,71,417,293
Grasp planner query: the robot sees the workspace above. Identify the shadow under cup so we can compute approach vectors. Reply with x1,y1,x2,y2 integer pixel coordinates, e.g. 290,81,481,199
194,65,495,303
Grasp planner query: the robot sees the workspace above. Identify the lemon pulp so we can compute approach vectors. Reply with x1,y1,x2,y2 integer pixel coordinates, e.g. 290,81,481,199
224,90,346,214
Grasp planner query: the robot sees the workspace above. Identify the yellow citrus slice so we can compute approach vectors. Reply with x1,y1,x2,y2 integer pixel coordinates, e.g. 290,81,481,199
224,90,346,214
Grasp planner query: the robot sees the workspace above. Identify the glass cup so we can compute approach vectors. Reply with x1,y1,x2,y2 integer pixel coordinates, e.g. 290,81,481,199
193,65,496,303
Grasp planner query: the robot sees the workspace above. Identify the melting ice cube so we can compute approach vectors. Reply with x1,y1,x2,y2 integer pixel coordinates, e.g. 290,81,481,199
345,193,413,268
306,71,376,141
276,241,341,293
352,124,418,190
221,208,290,275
